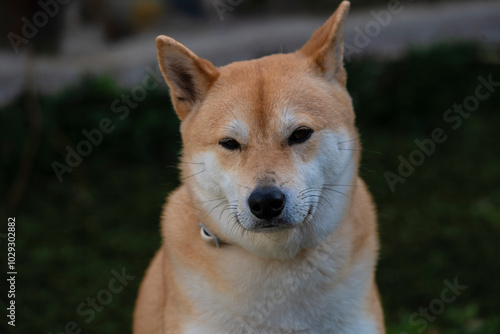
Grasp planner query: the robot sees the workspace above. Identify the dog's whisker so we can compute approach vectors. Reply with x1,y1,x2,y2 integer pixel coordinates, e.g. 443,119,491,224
164,164,179,169
215,96,245,132
338,137,359,145
182,169,206,180
339,148,362,151
280,176,294,187
323,184,356,187
218,204,232,223
299,189,324,196
179,160,205,165
321,187,353,200
200,199,229,227
196,197,226,204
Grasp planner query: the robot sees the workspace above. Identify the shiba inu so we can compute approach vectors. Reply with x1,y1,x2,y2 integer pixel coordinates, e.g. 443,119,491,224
133,1,384,333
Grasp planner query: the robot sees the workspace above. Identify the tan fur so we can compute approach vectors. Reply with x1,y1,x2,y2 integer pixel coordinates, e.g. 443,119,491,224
134,2,385,333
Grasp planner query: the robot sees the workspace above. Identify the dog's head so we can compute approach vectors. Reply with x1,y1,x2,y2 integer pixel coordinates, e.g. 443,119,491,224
157,2,359,259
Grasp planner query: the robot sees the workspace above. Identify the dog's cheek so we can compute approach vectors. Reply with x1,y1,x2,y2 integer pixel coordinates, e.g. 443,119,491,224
292,159,323,213
191,151,239,201
268,154,310,224
190,152,225,197
317,130,353,181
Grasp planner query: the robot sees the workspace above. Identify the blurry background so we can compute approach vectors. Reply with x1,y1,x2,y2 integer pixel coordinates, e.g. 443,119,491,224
1,0,499,333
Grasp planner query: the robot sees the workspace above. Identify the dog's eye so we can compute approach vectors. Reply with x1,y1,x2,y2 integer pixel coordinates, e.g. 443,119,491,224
288,127,313,145
219,138,241,150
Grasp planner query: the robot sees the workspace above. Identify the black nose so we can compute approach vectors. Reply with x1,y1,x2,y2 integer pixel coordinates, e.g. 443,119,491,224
248,188,285,220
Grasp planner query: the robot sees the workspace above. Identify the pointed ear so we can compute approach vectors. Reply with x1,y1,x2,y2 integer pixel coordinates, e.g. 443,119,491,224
299,1,350,85
156,36,220,120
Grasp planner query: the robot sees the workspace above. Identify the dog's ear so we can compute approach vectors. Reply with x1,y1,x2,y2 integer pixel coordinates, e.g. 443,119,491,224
299,1,350,85
156,36,220,121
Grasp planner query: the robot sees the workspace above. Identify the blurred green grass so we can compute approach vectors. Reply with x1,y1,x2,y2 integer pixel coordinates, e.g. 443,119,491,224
1,43,499,333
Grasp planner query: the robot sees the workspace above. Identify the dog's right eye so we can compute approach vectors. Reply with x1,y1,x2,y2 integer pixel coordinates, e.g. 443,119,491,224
219,138,241,151
288,127,314,145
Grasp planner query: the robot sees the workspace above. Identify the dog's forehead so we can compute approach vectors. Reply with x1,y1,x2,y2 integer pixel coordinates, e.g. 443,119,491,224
211,57,313,117
204,54,352,135
215,56,302,112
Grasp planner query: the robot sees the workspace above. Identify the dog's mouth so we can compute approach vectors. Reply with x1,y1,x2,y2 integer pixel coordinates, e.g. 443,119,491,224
251,223,295,233
240,205,314,233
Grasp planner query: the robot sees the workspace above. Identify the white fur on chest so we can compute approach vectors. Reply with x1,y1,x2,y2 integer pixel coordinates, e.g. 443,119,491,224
184,318,377,334
177,240,378,334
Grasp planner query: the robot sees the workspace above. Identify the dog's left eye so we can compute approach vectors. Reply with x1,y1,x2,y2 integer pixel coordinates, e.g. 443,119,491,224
288,127,314,145
219,138,241,150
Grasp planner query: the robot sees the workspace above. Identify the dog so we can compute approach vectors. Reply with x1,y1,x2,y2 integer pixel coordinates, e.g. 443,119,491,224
133,1,384,333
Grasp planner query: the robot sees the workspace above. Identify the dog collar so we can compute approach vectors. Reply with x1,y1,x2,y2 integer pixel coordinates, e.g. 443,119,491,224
199,223,221,248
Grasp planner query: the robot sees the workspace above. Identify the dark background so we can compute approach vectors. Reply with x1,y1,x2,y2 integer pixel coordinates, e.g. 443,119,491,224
1,0,499,333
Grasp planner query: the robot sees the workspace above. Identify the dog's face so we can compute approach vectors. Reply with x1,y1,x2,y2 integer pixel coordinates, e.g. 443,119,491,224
157,2,358,259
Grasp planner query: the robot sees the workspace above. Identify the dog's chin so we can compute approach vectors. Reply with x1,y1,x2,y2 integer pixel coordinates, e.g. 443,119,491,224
246,219,297,234
238,207,312,233
227,209,316,260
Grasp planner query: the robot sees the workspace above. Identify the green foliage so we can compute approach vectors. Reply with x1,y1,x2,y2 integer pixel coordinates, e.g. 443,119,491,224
1,43,499,333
